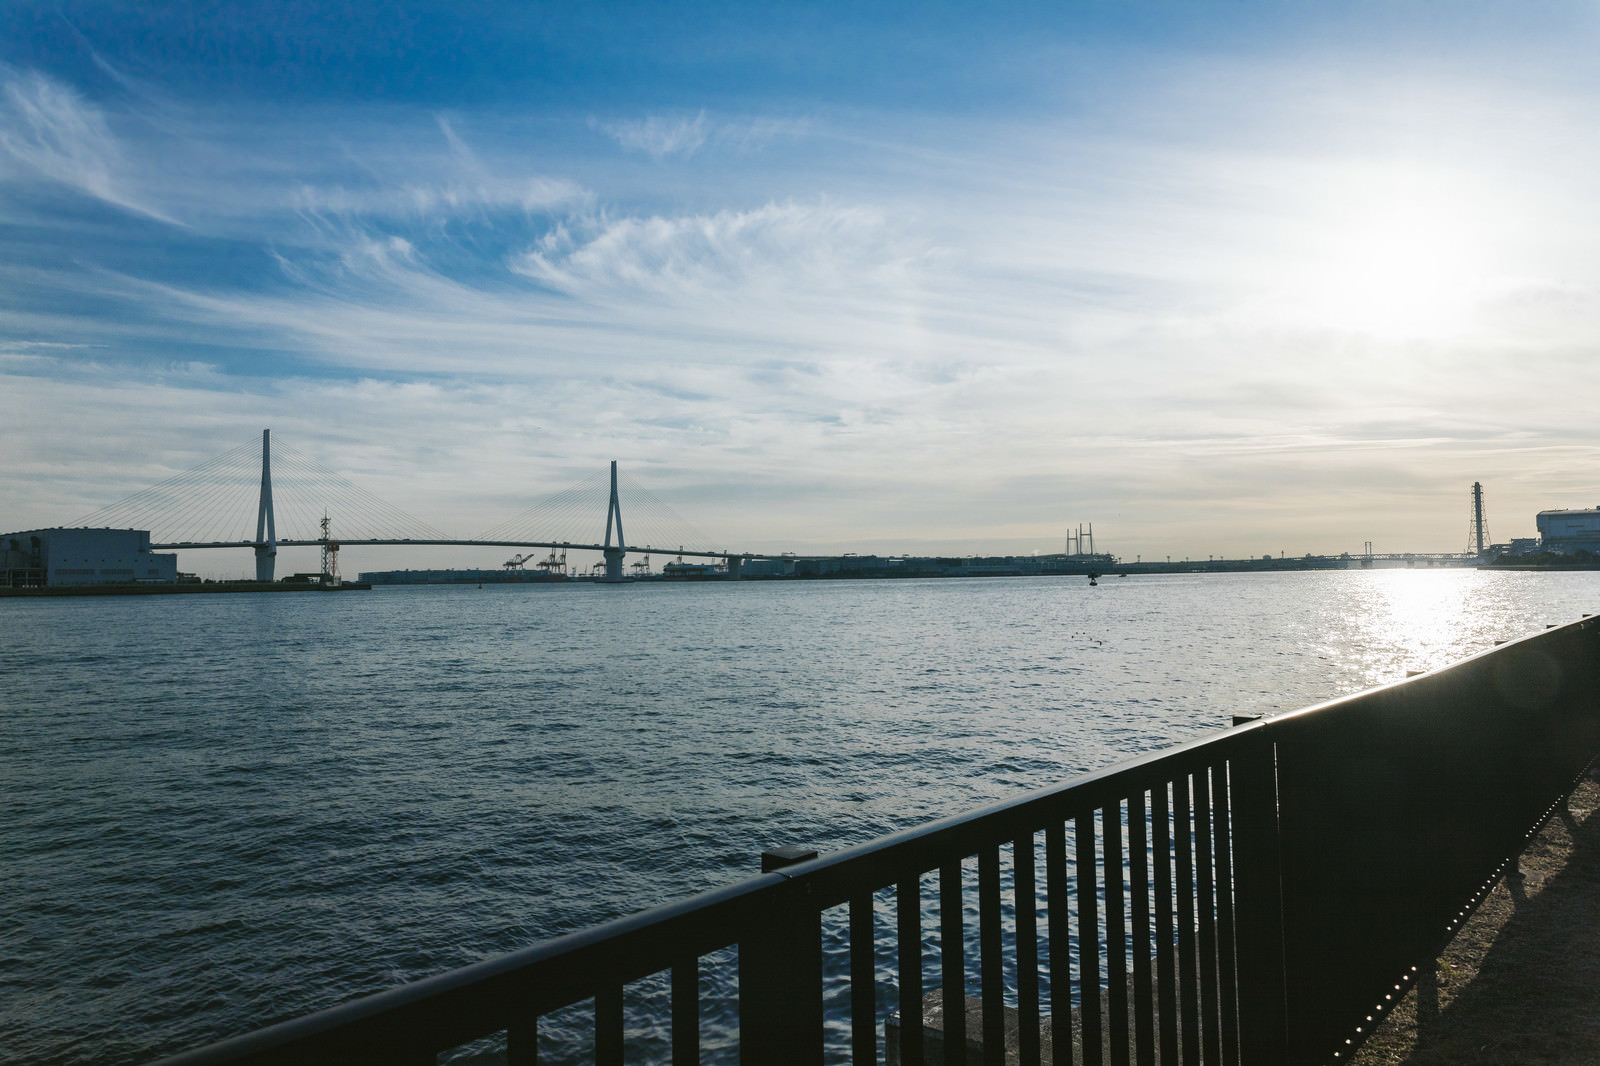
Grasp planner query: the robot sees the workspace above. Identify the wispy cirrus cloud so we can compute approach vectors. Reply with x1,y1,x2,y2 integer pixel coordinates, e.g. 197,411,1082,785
10,16,1600,564
0,65,175,222
275,116,592,227
294,114,593,218
600,110,709,158
513,200,915,302
288,175,588,220
597,110,810,159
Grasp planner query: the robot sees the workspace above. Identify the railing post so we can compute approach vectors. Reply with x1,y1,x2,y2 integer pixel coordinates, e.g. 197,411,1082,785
742,848,823,1066
1228,732,1289,1065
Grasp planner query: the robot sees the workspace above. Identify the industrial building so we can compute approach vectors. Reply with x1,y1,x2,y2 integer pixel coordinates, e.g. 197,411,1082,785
1,528,178,588
1536,508,1600,555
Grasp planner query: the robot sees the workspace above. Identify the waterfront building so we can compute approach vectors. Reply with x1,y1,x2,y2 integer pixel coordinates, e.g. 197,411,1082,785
0,528,178,587
1536,508,1600,554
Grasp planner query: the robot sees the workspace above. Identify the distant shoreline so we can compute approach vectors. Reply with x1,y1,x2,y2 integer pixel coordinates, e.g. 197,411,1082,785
1488,563,1600,571
0,581,370,598
10,560,1598,597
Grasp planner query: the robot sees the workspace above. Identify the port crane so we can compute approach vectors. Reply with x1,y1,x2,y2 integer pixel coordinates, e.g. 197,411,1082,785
504,547,569,577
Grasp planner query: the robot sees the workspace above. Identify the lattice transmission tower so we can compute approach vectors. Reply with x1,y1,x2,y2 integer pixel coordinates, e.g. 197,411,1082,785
1467,481,1491,558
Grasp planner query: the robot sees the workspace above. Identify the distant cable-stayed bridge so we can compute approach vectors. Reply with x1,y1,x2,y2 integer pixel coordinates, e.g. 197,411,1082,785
71,430,771,581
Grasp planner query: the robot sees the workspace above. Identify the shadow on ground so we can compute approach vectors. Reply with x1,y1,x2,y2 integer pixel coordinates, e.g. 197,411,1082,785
1350,777,1600,1065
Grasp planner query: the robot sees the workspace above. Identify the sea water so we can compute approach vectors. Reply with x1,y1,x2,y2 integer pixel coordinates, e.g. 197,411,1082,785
4,569,1598,1064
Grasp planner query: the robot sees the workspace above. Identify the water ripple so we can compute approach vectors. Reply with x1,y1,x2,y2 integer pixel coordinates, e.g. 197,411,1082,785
3,570,1597,1063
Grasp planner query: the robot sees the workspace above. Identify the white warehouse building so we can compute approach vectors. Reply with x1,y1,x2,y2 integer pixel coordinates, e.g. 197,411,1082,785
1,528,178,588
1536,508,1600,554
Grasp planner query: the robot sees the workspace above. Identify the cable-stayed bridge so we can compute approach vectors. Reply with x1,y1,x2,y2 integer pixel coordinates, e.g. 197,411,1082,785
72,430,768,581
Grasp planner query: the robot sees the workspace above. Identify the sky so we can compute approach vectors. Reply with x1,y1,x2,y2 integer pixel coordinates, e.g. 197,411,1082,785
5,2,1600,575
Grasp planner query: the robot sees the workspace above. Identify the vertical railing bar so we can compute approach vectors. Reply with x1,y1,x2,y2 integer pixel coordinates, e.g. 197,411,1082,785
739,879,822,1066
1047,820,1076,1066
1105,804,1130,1066
507,1019,537,1066
899,875,925,1066
1194,769,1221,1066
981,845,1005,1066
1129,792,1155,1066
1017,832,1042,1066
596,983,624,1066
851,892,877,1066
1153,782,1177,1066
1211,764,1241,1066
1230,734,1288,1066
942,860,968,1066
1077,811,1104,1066
1175,776,1200,1066
672,955,699,1066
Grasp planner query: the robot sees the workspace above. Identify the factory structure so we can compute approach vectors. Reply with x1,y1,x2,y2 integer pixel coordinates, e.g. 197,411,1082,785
1467,483,1599,560
1533,508,1600,555
2,528,178,588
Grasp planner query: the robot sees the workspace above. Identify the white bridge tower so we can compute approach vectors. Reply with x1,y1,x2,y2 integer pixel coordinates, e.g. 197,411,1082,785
254,428,277,582
602,460,627,582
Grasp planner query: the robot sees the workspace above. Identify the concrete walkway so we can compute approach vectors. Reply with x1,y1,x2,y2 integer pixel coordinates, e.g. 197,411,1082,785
1348,775,1600,1065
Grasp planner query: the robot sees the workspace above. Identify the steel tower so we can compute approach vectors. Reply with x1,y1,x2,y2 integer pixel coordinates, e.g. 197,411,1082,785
254,428,277,581
1468,481,1489,558
602,460,627,581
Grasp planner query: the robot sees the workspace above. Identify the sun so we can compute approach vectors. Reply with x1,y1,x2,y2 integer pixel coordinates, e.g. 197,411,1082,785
1277,166,1493,339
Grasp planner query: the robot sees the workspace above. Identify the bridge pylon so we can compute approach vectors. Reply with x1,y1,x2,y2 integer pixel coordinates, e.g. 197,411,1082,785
254,428,277,582
602,460,627,582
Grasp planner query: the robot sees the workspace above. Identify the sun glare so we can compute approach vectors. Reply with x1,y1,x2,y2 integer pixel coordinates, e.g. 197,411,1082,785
1279,168,1494,338
1344,570,1474,686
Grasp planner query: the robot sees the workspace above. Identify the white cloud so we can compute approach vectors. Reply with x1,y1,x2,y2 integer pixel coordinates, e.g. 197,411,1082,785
0,66,174,222
602,111,709,158
597,110,812,160
513,201,909,302
289,175,587,219
11,46,1600,562
282,113,592,220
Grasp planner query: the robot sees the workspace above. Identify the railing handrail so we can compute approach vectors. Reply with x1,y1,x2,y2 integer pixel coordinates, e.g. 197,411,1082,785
154,718,1262,1064
151,871,786,1065
770,728,1257,907
150,615,1600,1066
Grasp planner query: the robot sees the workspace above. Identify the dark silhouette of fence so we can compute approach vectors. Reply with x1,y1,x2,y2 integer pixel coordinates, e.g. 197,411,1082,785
154,616,1600,1066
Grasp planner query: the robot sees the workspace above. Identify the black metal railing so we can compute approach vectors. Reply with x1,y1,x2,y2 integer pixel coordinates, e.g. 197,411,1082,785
153,616,1600,1066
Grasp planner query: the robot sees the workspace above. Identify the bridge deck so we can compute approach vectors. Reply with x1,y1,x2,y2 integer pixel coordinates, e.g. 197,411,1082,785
149,539,784,561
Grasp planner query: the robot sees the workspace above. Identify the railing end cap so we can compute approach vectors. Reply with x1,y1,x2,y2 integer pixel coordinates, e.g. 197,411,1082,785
761,845,819,872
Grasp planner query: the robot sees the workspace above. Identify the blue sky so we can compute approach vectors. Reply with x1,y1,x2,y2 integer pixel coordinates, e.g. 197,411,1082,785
5,2,1600,573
